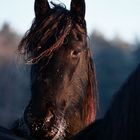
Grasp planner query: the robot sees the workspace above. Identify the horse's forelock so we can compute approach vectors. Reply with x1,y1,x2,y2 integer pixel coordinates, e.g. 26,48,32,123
18,6,72,64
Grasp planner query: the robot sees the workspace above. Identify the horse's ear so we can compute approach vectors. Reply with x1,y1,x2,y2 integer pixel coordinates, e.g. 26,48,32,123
70,0,86,19
35,0,50,18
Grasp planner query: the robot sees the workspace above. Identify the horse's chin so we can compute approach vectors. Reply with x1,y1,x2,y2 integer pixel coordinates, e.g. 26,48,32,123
30,116,67,140
44,117,67,140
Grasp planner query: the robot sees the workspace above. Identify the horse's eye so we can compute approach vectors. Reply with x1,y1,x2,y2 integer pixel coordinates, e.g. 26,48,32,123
71,50,81,58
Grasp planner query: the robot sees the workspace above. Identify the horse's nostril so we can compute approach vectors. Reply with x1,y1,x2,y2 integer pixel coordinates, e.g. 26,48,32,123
62,100,66,108
45,110,54,123
60,100,67,110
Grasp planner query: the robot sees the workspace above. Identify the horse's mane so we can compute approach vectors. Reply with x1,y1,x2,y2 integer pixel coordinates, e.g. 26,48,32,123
101,64,140,139
18,4,86,64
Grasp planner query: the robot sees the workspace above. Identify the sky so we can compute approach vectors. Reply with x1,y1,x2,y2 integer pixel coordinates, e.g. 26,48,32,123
0,0,140,43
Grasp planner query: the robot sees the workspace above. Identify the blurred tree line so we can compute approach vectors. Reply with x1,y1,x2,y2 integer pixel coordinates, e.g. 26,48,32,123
91,31,140,117
0,23,140,127
0,23,30,127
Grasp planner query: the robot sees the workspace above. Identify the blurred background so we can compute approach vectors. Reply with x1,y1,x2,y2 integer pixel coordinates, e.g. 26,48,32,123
0,0,140,128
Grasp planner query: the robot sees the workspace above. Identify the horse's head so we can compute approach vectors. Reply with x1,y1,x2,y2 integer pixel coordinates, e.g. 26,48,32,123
18,0,97,139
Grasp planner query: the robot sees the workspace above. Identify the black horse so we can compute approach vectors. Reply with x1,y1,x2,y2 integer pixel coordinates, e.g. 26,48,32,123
72,63,140,140
12,0,97,140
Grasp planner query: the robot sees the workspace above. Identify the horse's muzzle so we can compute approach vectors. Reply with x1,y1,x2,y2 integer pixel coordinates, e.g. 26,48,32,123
27,108,67,140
